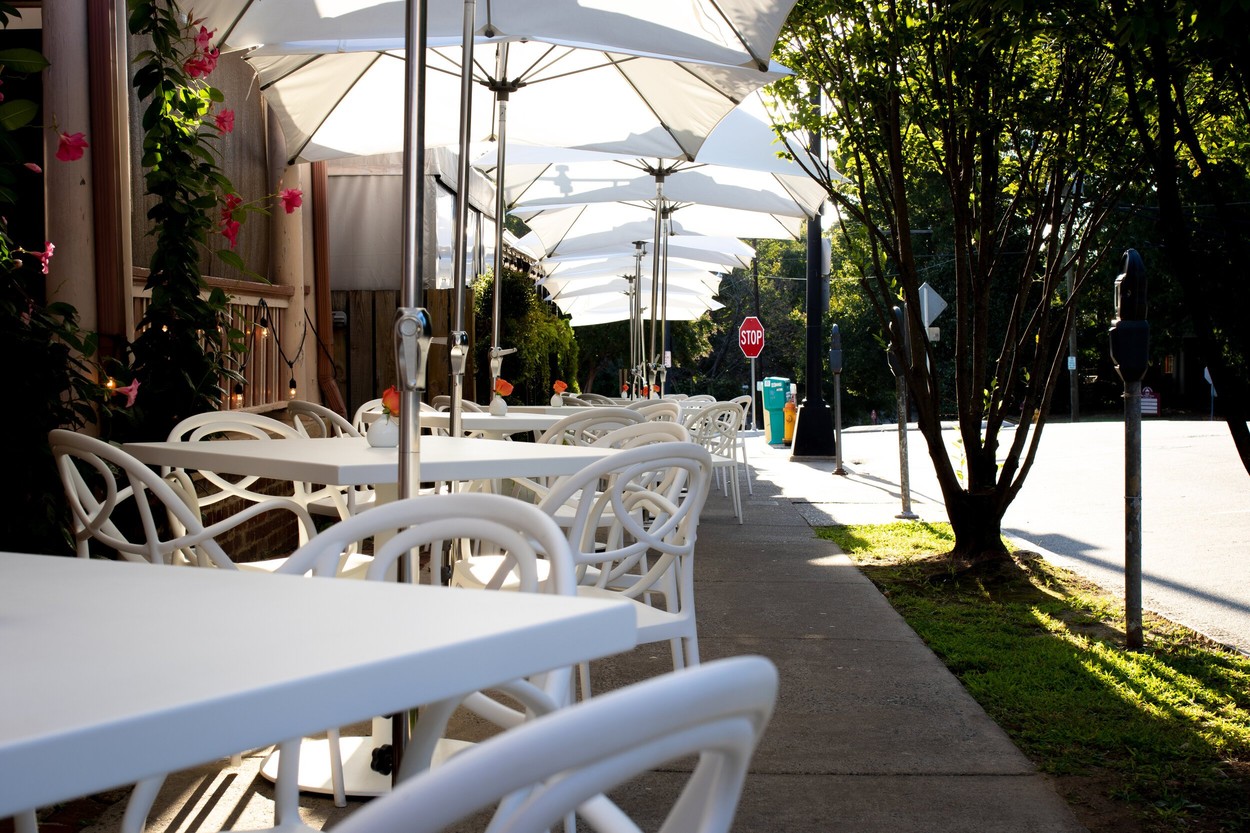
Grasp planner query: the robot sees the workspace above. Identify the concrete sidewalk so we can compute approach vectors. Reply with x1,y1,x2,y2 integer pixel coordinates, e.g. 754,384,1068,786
66,432,1087,833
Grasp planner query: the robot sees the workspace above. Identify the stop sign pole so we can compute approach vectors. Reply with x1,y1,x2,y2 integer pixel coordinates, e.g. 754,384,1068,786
739,317,764,429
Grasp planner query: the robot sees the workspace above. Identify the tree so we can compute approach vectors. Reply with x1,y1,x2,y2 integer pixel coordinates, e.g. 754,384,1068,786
775,0,1142,562
1110,0,1250,471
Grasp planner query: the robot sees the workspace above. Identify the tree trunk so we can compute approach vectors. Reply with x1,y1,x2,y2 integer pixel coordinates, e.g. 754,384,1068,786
944,489,1011,564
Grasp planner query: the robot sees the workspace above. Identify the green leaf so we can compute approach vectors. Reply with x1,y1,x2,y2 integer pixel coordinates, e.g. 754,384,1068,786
216,249,245,271
0,100,38,132
0,48,50,74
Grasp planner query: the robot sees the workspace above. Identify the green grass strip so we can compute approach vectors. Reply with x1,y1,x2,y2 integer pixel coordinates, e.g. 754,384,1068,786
817,522,1250,832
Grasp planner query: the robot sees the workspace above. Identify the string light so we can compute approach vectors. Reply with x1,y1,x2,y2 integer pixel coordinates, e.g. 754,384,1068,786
232,383,244,407
288,378,298,399
105,377,116,391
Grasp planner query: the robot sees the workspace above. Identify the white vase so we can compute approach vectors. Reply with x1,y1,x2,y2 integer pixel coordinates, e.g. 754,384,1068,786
490,395,508,416
551,393,564,406
367,414,399,447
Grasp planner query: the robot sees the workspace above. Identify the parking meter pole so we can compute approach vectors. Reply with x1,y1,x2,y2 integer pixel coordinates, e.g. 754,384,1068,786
833,372,846,475
1125,379,1143,650
895,375,917,519
1109,248,1148,651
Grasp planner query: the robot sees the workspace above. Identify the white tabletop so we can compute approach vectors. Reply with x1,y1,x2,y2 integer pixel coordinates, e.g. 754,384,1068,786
0,552,635,816
124,435,614,487
416,411,565,437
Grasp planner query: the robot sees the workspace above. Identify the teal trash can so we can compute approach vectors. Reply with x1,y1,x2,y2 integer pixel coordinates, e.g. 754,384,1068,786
762,377,789,445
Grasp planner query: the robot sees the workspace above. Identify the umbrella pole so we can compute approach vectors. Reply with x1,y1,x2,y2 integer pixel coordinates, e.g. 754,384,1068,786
448,0,477,437
488,46,516,395
392,0,431,784
397,0,431,516
632,240,645,398
659,215,669,395
647,176,665,397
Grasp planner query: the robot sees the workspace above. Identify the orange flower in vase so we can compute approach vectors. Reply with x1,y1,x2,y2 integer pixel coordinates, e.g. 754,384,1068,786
551,379,567,406
492,378,513,415
368,385,402,447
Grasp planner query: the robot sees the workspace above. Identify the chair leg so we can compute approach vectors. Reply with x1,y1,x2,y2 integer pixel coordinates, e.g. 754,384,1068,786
731,464,743,524
121,777,164,833
326,727,347,807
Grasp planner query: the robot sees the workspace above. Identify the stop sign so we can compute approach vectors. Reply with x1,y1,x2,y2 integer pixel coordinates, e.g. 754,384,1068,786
739,316,765,359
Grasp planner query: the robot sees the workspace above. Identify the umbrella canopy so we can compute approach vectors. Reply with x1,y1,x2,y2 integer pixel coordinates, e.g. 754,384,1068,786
195,0,798,70
540,255,727,287
244,42,787,164
518,201,806,249
540,235,754,270
557,289,724,327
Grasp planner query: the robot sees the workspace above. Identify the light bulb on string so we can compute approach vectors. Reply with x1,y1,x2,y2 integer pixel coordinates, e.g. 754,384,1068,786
288,378,297,399
232,383,244,408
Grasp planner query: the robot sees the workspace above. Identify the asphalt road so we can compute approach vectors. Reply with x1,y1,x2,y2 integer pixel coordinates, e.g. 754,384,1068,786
840,419,1250,655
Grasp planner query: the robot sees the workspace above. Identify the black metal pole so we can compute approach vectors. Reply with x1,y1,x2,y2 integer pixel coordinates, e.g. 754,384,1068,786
790,91,834,459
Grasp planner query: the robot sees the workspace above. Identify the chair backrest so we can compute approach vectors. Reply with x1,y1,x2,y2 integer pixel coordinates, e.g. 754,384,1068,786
331,656,778,833
433,394,487,413
576,392,617,405
685,394,717,403
589,421,690,449
50,429,241,567
632,400,682,422
352,398,385,433
684,402,743,458
281,492,582,770
165,411,324,511
289,399,360,438
541,442,713,598
281,492,576,593
536,407,644,446
560,394,593,406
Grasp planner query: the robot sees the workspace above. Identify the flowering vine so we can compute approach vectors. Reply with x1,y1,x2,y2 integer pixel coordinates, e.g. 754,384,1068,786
124,0,302,439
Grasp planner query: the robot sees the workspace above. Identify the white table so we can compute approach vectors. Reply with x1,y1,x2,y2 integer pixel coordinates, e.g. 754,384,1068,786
124,435,614,488
410,411,565,439
0,552,634,817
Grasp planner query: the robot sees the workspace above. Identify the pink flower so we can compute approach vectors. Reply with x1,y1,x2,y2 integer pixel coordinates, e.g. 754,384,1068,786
55,132,88,162
37,241,54,274
115,378,141,408
279,188,303,214
222,193,243,213
23,162,41,173
184,47,219,78
221,217,240,249
214,109,235,134
194,25,215,52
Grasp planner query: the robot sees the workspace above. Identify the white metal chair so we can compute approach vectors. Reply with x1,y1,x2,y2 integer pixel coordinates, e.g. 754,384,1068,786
276,493,581,806
576,391,618,405
728,394,755,495
165,411,354,528
455,443,714,697
325,656,778,833
49,428,318,569
351,398,385,433
631,399,682,422
536,407,643,446
560,393,593,406
289,399,359,438
684,402,744,523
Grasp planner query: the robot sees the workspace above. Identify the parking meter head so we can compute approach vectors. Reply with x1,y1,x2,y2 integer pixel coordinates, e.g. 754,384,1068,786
1114,248,1148,322
1109,249,1150,383
887,305,909,376
829,323,843,374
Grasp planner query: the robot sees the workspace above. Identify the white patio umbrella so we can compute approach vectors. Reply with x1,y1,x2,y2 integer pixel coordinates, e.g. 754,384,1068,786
196,0,798,71
540,236,755,271
557,288,725,328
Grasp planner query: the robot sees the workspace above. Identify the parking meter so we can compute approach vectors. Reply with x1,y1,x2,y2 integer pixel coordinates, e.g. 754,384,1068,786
1109,249,1149,384
829,323,843,375
887,305,909,376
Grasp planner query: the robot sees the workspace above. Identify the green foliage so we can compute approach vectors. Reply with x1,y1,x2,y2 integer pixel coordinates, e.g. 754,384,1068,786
822,521,1250,831
0,21,118,552
122,0,246,440
473,268,579,403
